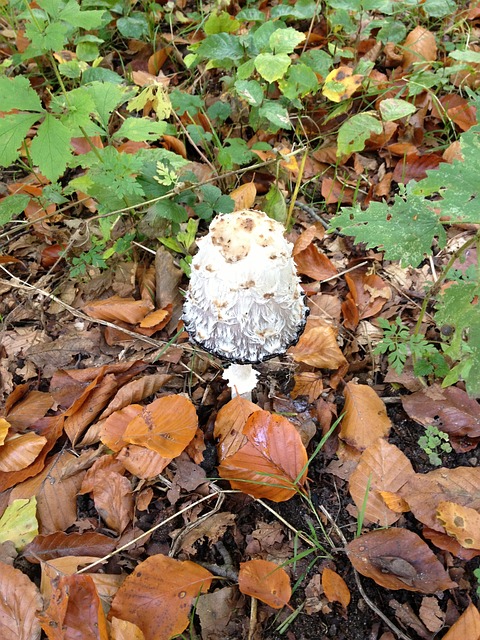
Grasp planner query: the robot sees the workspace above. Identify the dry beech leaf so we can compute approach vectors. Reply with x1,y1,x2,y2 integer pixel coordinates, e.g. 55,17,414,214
402,26,437,69
100,405,143,452
422,526,480,561
289,324,347,370
0,561,43,640
214,396,260,461
238,559,291,609
322,65,363,102
294,243,338,281
6,390,53,430
339,382,391,450
322,568,351,608
218,409,308,502
109,555,213,640
342,270,391,330
110,617,146,640
0,418,9,445
349,439,415,526
39,574,109,640
230,182,257,210
291,372,324,403
442,603,480,640
347,529,457,593
0,432,47,472
83,295,154,324
419,596,445,634
123,394,198,457
24,531,116,563
117,444,171,479
399,467,480,532
378,491,411,514
139,308,170,329
436,501,480,550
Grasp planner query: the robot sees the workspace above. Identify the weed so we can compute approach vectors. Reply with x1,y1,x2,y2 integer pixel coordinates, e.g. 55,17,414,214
418,424,452,466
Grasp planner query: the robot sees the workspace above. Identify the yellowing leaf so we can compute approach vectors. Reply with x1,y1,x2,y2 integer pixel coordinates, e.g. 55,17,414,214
0,418,10,445
436,501,480,550
0,497,38,551
379,491,411,513
442,603,480,640
239,560,291,608
322,66,363,103
229,183,257,211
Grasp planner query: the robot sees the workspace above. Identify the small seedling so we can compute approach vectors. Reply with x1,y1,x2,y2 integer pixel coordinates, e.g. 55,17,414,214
418,425,452,466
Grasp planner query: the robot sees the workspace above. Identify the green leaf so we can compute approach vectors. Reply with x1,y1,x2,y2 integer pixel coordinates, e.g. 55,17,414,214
449,49,480,64
0,497,38,551
300,49,332,77
30,114,72,182
85,82,130,130
195,33,244,63
170,90,203,116
204,10,240,34
331,189,446,267
234,79,264,106
113,118,167,142
0,76,43,112
117,14,150,39
422,0,456,17
278,63,319,100
52,87,96,134
337,113,382,157
0,194,30,226
263,184,287,224
379,98,416,121
269,27,305,55
0,113,40,167
255,53,291,82
151,200,188,223
258,100,292,130
25,20,68,54
207,101,231,122
58,0,106,28
377,20,406,44
217,138,256,169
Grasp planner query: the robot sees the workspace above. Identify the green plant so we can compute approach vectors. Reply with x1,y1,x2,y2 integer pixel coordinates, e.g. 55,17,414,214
418,424,452,466
474,567,480,597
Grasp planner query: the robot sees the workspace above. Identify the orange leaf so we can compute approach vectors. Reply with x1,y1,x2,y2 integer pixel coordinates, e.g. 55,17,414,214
117,444,171,479
123,394,198,457
0,432,47,472
442,603,480,640
110,617,146,640
291,372,323,403
100,405,143,452
294,243,338,281
348,439,414,526
402,26,437,69
109,555,213,640
139,307,170,329
83,295,154,324
214,396,259,461
230,183,257,211
0,418,9,445
289,324,347,370
218,409,308,502
347,529,457,593
423,526,480,561
339,382,391,450
321,568,351,608
0,562,42,640
378,491,411,514
436,501,480,550
238,559,291,608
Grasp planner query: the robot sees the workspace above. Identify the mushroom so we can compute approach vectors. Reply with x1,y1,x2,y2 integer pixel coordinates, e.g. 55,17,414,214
183,210,308,397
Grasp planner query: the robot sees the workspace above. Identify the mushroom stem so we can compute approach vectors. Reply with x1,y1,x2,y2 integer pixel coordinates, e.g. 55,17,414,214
222,364,260,400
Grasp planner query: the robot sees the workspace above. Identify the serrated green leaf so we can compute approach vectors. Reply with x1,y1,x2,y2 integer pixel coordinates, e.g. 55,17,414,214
85,82,130,130
0,76,43,113
269,27,305,55
0,113,39,167
379,98,416,121
0,194,30,226
151,200,188,223
25,20,68,54
337,113,382,157
234,79,264,106
113,118,167,142
52,87,96,134
58,0,106,28
254,53,291,82
0,497,38,551
30,114,72,182
331,190,446,267
217,138,255,169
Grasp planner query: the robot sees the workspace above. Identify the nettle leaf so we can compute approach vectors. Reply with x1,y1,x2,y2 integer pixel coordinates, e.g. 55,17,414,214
113,118,167,142
195,33,244,63
255,53,291,83
234,79,264,106
337,113,382,157
0,194,30,226
0,76,43,112
0,113,40,167
412,125,480,224
379,98,416,121
30,113,72,182
331,190,446,267
269,27,305,55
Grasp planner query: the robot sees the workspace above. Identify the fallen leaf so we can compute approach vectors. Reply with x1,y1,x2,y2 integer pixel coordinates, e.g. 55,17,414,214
117,444,171,479
83,295,154,324
349,440,415,525
422,526,480,561
342,270,391,330
419,596,445,634
402,26,437,69
218,409,308,502
291,371,324,403
322,66,363,102
100,405,143,452
289,323,347,370
197,587,239,640
0,497,38,551
436,501,480,550
109,555,213,640
230,182,257,210
24,531,116,563
294,243,338,281
0,561,43,640
339,382,391,450
214,396,259,461
442,603,480,640
347,528,457,592
322,567,351,608
0,432,47,472
238,559,291,608
5,390,53,430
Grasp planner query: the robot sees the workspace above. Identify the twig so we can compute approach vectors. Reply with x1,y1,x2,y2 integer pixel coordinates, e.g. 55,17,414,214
318,505,413,640
248,596,258,640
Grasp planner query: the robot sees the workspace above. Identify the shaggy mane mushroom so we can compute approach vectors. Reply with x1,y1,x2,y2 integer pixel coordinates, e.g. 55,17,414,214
183,210,308,397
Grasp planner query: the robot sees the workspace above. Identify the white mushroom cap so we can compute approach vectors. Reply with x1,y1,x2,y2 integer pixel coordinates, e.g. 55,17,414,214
183,210,308,364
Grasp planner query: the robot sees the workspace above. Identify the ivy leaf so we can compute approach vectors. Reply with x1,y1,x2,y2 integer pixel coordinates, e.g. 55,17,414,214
0,113,40,167
0,76,43,113
30,114,73,182
337,113,382,157
254,53,291,82
331,189,446,267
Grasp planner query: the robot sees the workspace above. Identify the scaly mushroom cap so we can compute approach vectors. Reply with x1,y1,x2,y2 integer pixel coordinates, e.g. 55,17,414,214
183,210,308,363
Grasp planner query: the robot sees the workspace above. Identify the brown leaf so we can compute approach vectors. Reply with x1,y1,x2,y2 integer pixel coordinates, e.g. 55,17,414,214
291,372,324,403
419,596,445,633
339,382,391,450
392,152,443,184
117,444,171,479
0,432,47,472
109,555,213,640
214,396,259,461
289,323,347,370
422,526,480,561
322,568,351,608
83,295,154,324
0,561,42,640
343,270,391,329
101,373,172,421
238,559,291,608
218,409,308,502
347,529,457,593
6,390,53,430
123,394,198,457
349,440,415,525
292,224,325,255
436,501,480,550
24,531,116,563
110,617,146,640
91,470,133,534
442,603,480,640
294,243,338,281
230,182,257,210
101,405,143,452
402,26,437,69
